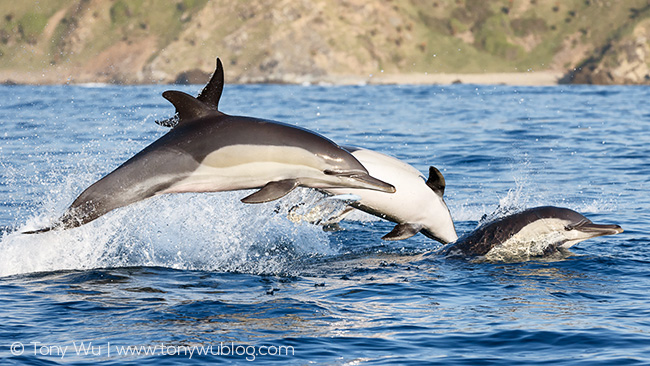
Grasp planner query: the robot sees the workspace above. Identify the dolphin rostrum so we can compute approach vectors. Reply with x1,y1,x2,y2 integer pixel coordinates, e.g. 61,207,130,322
154,60,457,244
23,59,394,233
322,147,458,244
438,206,623,259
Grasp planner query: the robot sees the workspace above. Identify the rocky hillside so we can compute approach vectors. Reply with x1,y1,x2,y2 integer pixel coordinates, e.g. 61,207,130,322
1,0,649,84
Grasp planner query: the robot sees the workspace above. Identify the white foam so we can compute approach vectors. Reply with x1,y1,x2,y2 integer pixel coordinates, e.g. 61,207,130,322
76,83,109,88
0,189,339,277
448,164,619,230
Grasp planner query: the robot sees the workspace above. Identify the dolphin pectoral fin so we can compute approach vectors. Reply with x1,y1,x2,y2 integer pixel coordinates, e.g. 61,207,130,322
240,179,300,204
381,223,423,241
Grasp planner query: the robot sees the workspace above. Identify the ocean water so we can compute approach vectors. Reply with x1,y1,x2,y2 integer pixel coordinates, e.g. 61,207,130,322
0,82,648,365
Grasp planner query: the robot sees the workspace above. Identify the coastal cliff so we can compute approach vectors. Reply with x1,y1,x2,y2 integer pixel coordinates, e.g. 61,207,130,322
1,0,649,85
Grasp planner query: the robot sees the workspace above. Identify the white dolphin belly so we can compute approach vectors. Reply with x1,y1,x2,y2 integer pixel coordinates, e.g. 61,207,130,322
322,147,457,243
325,149,431,222
485,219,571,260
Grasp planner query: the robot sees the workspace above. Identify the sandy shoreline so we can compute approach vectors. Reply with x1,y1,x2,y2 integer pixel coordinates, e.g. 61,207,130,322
326,71,564,86
0,69,564,86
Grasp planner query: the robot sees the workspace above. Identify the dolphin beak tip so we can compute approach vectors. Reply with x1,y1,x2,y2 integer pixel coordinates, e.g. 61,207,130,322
349,173,395,193
583,223,624,237
605,224,623,235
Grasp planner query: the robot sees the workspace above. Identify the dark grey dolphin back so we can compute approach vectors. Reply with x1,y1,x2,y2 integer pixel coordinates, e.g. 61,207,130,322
153,61,371,175
22,136,201,233
440,206,589,256
59,148,199,230
159,91,369,175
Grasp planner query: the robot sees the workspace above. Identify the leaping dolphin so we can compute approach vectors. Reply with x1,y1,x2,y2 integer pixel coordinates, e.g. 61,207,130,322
155,60,458,244
23,59,394,233
322,147,458,244
438,206,623,259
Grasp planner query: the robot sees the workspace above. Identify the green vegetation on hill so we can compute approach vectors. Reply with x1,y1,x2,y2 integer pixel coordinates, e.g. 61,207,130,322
0,0,648,84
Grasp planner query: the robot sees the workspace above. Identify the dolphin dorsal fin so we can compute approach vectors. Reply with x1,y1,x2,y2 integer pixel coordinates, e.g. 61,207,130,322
426,166,446,196
155,58,225,128
196,58,224,109
162,90,215,126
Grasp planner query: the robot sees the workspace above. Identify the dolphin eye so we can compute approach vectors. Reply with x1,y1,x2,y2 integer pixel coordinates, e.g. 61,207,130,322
564,225,574,231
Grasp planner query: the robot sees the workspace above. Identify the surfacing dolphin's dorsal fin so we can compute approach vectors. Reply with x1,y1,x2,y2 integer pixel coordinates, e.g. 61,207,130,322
426,166,446,196
162,90,216,125
156,58,224,128
196,58,224,109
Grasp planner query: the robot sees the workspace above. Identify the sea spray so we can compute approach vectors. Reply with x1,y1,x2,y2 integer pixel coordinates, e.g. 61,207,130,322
0,189,341,277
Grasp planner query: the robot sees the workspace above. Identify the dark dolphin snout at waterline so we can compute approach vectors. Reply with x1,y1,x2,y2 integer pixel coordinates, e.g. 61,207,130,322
23,60,394,234
438,206,623,259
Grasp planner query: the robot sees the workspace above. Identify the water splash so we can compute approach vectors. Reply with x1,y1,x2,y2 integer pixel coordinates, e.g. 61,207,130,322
451,157,618,227
0,112,360,277
0,189,341,277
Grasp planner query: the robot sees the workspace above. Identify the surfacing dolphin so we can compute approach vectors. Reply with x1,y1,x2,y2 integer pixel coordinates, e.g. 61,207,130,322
154,61,457,244
438,206,623,260
322,147,458,244
23,59,394,234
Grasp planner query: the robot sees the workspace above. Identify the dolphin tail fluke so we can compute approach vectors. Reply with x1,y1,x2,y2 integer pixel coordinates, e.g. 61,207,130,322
196,58,224,108
21,219,69,234
241,179,300,204
323,223,344,232
21,207,95,234
21,220,75,235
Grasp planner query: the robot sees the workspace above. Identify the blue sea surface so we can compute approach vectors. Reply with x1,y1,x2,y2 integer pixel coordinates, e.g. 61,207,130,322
0,83,648,365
